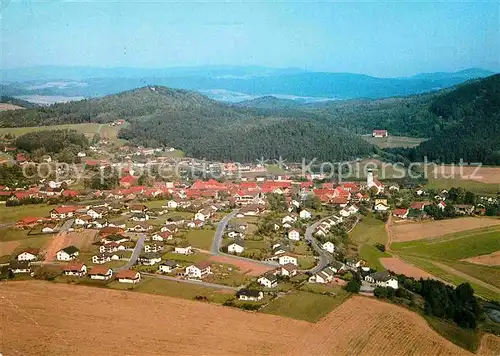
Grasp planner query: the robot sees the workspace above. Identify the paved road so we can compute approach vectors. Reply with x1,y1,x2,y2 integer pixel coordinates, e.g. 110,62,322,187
210,210,279,268
210,210,238,254
113,234,146,272
142,272,239,291
59,219,75,233
304,216,336,274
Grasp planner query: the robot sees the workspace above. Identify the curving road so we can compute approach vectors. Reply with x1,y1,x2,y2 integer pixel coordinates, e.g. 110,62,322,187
113,234,146,272
304,216,336,274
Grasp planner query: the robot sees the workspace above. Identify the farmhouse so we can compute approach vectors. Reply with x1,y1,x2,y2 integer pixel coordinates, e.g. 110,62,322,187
9,261,31,274
365,271,399,289
186,261,211,279
322,241,335,254
158,260,179,273
89,266,113,280
372,129,388,137
56,246,80,261
257,273,278,288
236,289,263,301
16,248,40,261
63,263,87,277
227,241,245,254
116,270,141,284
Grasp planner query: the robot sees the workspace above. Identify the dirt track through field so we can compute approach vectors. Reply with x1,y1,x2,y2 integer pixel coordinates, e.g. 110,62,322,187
2,281,499,356
389,218,500,243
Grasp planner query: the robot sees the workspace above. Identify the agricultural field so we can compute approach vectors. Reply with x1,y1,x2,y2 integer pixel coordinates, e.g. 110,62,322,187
208,254,274,276
2,281,499,355
432,165,500,185
362,134,427,148
464,251,500,266
425,175,500,195
380,257,436,280
389,217,500,243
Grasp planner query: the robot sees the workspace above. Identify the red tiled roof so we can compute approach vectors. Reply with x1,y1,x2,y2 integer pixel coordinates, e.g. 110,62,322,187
54,206,78,214
393,208,409,216
89,266,112,275
63,262,86,272
116,270,139,279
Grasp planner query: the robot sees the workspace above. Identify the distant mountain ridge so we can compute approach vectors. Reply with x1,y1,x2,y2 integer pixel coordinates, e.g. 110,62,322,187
1,66,495,101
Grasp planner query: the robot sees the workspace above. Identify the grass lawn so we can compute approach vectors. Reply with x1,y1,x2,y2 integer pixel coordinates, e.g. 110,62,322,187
292,241,313,255
424,315,481,353
0,204,55,223
0,123,102,137
131,277,233,303
184,229,214,250
243,240,268,250
261,290,350,322
165,211,194,219
0,227,32,242
298,256,316,269
359,244,391,271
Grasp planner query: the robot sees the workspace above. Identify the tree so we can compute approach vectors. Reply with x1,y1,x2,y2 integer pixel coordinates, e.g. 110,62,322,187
345,278,361,293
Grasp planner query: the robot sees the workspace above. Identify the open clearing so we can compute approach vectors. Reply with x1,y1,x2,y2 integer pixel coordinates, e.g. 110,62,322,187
389,217,500,243
208,254,274,276
362,134,426,148
381,257,436,280
464,251,500,266
3,281,499,356
0,103,25,111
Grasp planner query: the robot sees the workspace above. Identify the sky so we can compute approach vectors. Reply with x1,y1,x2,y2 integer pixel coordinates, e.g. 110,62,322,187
1,0,499,77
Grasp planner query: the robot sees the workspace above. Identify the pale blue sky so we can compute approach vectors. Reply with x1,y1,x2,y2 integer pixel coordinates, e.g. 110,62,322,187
2,0,499,76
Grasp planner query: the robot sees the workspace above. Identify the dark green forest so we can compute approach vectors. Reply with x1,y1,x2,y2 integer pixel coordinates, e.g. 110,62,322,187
0,75,499,163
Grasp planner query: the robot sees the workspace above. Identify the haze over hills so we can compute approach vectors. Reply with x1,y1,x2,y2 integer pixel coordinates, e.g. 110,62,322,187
0,66,495,103
0,74,499,164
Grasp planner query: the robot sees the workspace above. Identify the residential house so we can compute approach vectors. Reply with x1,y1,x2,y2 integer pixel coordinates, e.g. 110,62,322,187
129,222,152,232
16,248,40,261
308,267,335,284
437,201,447,210
280,263,298,277
56,246,80,261
393,208,409,219
92,253,120,264
330,261,346,273
116,270,141,283
257,273,278,288
346,257,362,269
410,202,427,211
158,260,179,273
227,240,245,254
144,243,164,253
9,261,31,274
151,232,173,242
287,229,301,241
236,289,263,301
174,244,193,255
101,234,129,245
89,266,113,280
454,204,475,215
138,252,162,266
278,254,298,266
365,271,399,289
299,209,312,220
41,223,58,234
322,241,335,254
282,215,297,224
74,215,93,226
186,261,211,279
50,206,78,220
63,263,87,277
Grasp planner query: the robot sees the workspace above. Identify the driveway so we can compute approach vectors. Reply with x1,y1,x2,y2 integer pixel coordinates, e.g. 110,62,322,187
113,234,146,272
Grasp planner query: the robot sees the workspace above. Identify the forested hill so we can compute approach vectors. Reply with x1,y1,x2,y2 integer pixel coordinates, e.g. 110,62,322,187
388,74,500,164
0,86,231,127
0,96,39,109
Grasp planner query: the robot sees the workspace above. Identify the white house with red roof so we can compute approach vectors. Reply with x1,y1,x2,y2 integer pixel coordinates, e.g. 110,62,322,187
372,129,388,137
17,248,40,261
63,262,87,277
393,208,409,219
50,206,78,219
116,270,141,283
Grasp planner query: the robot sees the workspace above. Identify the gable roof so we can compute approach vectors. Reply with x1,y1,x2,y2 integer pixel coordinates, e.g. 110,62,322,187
60,245,79,255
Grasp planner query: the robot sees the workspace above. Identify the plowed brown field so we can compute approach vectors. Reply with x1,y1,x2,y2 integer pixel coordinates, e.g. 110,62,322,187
2,281,499,356
381,257,436,280
390,217,500,242
464,251,500,266
209,254,274,276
